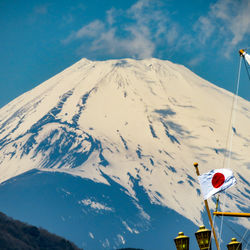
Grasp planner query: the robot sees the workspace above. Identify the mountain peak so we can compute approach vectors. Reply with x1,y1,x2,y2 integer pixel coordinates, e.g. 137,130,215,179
0,57,249,230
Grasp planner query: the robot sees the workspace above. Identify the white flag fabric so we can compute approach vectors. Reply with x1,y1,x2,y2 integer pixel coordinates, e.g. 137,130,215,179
242,51,250,65
245,52,250,65
198,169,236,200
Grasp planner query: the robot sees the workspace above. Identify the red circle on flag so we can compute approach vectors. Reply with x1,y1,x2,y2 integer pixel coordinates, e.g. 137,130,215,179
212,172,225,188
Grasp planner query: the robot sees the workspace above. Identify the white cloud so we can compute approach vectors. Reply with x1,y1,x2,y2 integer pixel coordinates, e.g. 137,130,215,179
62,14,74,25
228,3,250,46
28,4,50,23
166,25,179,46
62,20,105,45
76,20,105,39
123,26,155,58
194,0,250,52
188,55,204,67
127,0,171,42
34,5,49,15
194,16,214,45
62,0,249,61
63,0,174,59
106,8,117,26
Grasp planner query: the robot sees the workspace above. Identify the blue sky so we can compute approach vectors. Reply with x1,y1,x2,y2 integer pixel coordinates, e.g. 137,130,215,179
0,0,249,108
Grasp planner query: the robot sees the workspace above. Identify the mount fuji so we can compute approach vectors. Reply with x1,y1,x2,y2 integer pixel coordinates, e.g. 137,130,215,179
0,58,249,249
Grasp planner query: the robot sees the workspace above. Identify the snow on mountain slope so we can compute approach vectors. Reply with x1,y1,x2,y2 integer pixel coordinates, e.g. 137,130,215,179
0,58,249,231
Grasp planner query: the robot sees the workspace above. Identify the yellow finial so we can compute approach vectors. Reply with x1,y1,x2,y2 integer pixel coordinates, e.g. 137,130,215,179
239,49,245,57
193,162,200,176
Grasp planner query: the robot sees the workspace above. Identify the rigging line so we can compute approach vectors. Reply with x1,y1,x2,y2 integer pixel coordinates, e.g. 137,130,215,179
239,228,249,248
244,238,249,250
222,56,243,172
219,56,243,247
216,216,249,245
225,55,242,169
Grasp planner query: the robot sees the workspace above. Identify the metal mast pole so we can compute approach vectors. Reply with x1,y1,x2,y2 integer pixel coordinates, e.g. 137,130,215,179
194,163,220,250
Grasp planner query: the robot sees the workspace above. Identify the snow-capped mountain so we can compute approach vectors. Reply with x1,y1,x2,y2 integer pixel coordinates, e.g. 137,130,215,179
0,58,249,249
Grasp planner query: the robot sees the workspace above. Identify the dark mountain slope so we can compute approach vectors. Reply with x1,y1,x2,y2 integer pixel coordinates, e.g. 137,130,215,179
0,211,81,250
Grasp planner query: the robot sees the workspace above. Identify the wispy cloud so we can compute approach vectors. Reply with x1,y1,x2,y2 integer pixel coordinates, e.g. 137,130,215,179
63,0,176,59
62,14,74,25
194,0,250,54
28,4,50,23
76,20,105,39
188,55,204,67
33,5,49,15
63,0,249,61
193,16,215,45
106,8,117,26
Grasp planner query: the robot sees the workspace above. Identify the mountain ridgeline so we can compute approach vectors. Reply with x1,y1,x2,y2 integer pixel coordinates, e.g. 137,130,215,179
0,58,249,249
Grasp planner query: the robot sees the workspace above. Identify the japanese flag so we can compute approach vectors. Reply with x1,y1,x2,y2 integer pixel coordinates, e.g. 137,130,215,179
198,169,236,200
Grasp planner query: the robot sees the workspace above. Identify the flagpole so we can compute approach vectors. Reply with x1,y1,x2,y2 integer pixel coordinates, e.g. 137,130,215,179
194,163,220,250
